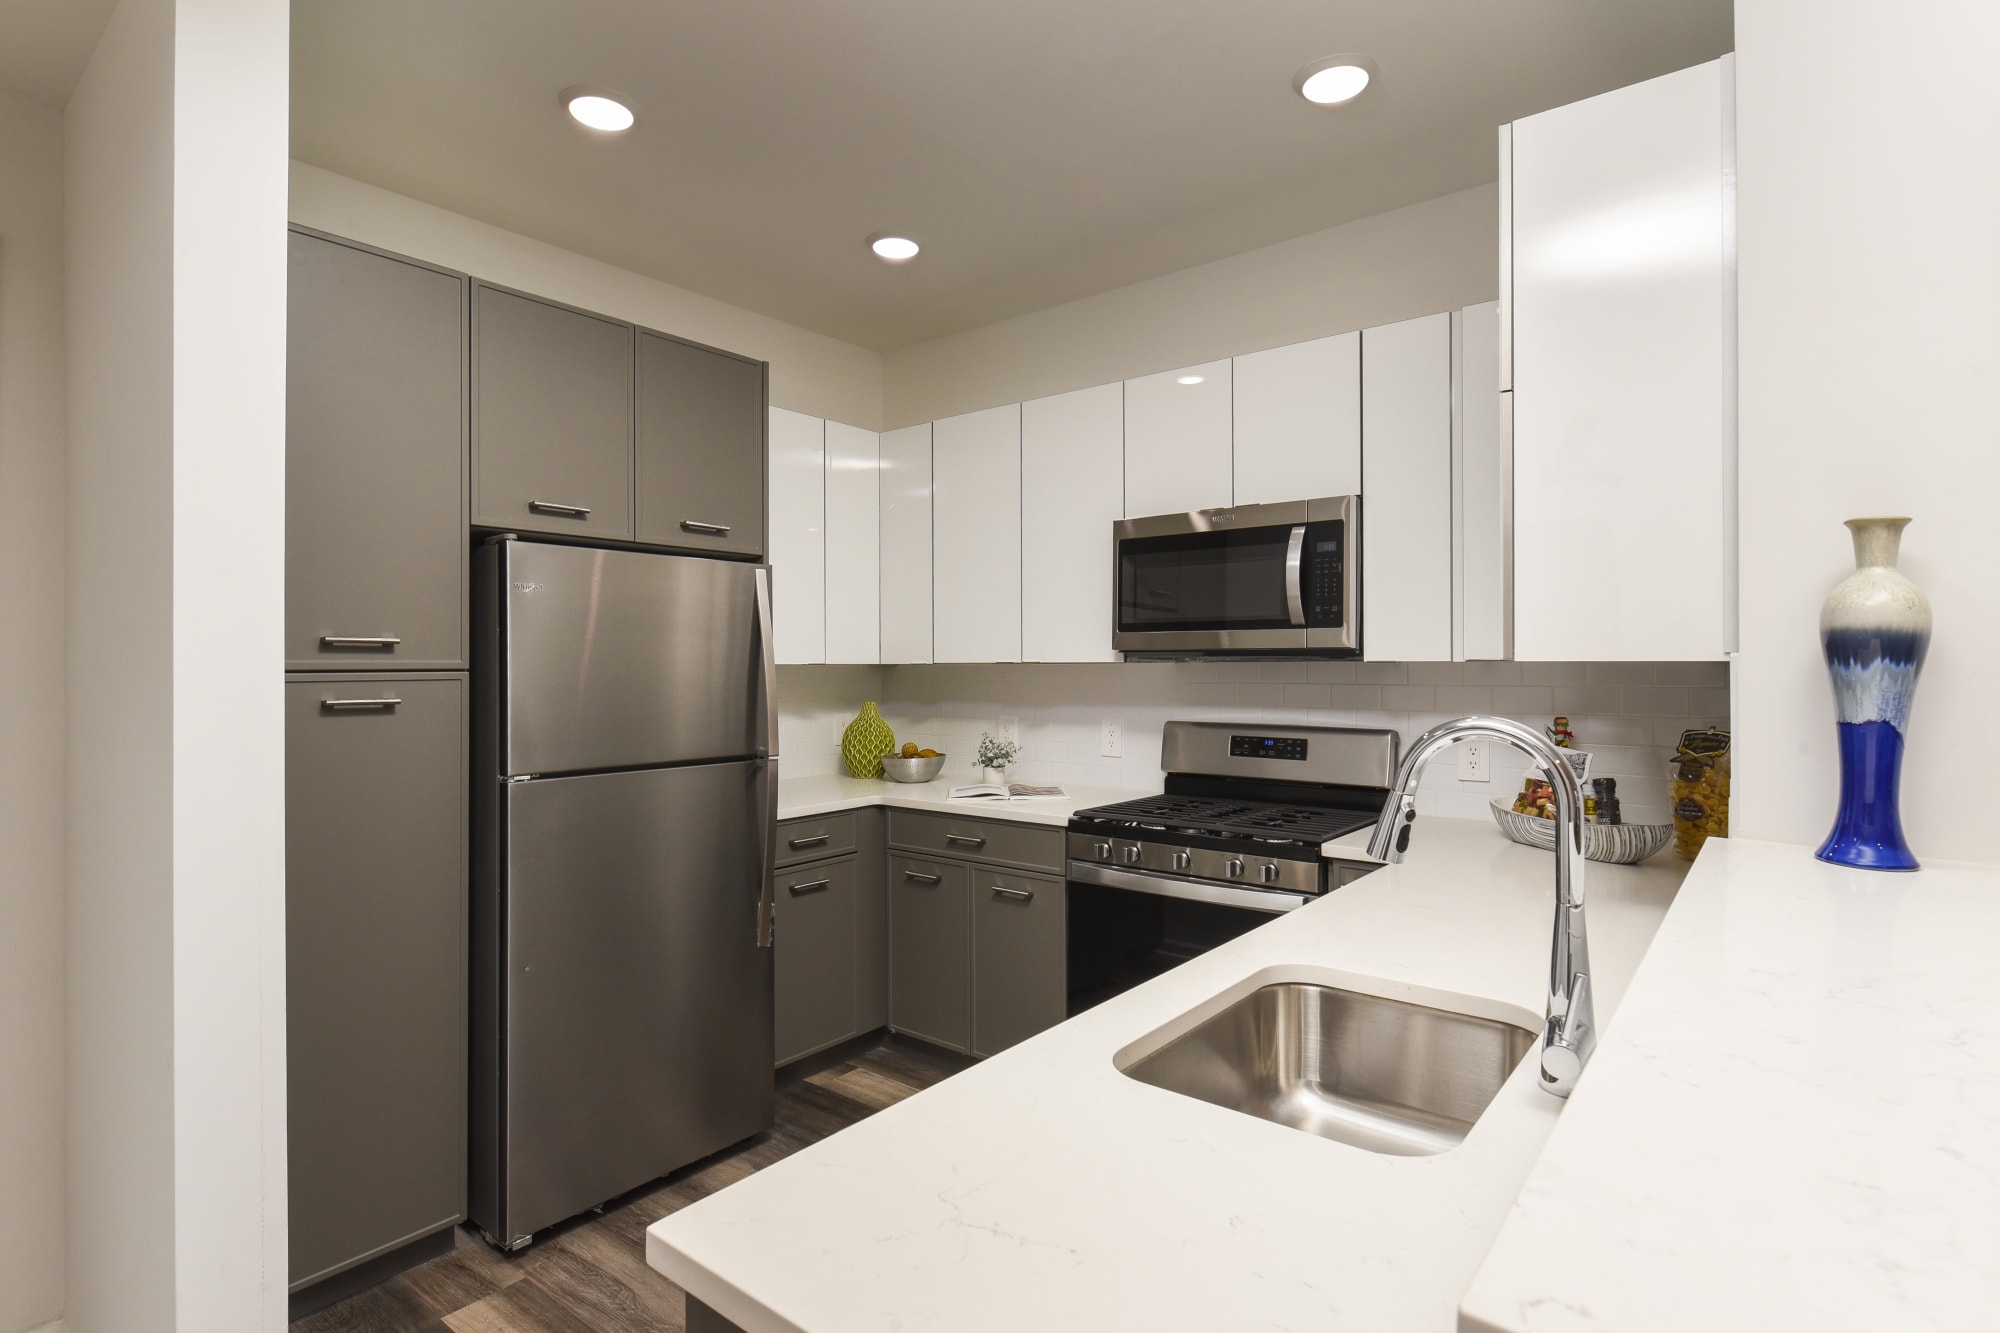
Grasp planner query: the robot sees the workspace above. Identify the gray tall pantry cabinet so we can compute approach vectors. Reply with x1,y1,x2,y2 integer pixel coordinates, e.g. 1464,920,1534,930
285,229,471,1311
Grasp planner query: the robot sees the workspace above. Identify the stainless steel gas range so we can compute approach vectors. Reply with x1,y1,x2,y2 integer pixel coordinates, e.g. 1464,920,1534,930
1063,721,1398,1013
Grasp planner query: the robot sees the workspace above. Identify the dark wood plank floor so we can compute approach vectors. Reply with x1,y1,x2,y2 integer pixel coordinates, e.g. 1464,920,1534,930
292,1039,962,1333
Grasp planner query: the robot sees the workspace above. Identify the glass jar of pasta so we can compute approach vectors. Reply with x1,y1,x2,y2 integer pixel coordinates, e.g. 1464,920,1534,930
1669,727,1731,859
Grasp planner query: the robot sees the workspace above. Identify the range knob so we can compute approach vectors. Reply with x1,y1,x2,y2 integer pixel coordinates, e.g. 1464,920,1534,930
1121,844,1142,865
1258,863,1280,884
1092,841,1112,861
1224,858,1245,879
1169,850,1191,871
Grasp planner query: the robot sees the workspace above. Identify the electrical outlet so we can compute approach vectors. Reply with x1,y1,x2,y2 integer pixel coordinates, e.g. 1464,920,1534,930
1459,740,1489,783
1101,719,1123,758
997,716,1020,747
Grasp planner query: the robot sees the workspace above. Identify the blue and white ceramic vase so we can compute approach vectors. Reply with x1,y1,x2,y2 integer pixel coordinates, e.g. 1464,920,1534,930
1816,516,1929,871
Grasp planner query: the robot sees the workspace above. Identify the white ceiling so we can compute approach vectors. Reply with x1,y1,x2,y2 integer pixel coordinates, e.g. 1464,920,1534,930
0,0,116,108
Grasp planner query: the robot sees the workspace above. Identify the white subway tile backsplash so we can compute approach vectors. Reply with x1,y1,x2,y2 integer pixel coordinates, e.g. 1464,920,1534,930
1520,662,1587,686
1584,662,1656,686
1620,686,1690,717
1283,683,1332,709
1406,662,1464,685
1433,685,1494,713
1653,661,1730,687
1491,685,1556,714
1383,685,1436,710
1356,662,1408,685
1462,661,1524,686
1690,687,1732,723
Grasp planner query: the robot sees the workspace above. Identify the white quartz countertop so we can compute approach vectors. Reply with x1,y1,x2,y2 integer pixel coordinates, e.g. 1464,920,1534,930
648,817,1688,1332
776,771,1156,827
1458,837,2000,1333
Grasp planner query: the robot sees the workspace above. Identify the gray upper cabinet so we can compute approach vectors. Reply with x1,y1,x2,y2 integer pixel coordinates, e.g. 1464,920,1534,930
472,283,634,540
287,673,468,1291
286,230,468,670
636,331,767,557
888,854,972,1051
972,871,1066,1058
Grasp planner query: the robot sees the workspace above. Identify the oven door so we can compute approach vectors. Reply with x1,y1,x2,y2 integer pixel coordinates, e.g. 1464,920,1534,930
1112,496,1358,654
1065,861,1303,1017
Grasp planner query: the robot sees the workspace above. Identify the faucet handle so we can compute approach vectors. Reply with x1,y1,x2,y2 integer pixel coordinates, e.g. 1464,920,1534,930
1540,973,1592,1089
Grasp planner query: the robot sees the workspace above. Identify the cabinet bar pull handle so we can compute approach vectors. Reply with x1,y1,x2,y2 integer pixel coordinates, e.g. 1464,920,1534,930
529,500,592,518
787,878,832,895
944,833,986,847
320,635,402,647
787,833,830,849
681,519,732,536
992,886,1034,901
322,697,402,710
903,871,942,885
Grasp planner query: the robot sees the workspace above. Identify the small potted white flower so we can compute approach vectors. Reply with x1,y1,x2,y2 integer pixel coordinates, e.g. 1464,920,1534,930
975,732,1020,785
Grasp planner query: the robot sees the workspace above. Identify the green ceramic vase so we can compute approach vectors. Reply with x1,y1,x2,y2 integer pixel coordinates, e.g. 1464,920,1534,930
841,702,896,779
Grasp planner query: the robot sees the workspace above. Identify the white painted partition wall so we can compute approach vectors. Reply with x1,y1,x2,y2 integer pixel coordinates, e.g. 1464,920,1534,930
932,403,1022,662
1232,333,1361,505
879,423,934,663
1122,360,1231,518
1509,58,1732,661
768,406,826,663
823,421,880,664
1361,312,1454,662
1021,383,1122,662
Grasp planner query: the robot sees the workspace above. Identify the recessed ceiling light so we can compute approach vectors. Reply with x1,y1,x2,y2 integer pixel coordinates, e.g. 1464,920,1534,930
1176,375,1205,385
869,233,921,262
1294,54,1376,106
563,87,635,132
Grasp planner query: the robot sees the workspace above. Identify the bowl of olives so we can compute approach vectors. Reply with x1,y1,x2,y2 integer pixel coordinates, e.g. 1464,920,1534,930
881,743,946,783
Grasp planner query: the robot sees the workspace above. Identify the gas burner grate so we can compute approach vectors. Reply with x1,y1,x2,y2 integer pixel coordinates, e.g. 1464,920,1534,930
1073,795,1378,845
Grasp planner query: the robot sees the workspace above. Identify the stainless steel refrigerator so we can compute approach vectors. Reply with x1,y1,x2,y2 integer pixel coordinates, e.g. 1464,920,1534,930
468,537,778,1249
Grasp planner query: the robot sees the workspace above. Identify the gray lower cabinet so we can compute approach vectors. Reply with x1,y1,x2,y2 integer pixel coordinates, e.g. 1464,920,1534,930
636,330,767,558
472,282,634,540
772,809,886,1066
286,673,467,1293
971,869,1067,1057
887,855,973,1051
286,229,467,670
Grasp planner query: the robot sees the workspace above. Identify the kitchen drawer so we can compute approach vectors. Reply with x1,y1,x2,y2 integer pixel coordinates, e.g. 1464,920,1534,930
887,810,1064,873
775,812,859,867
773,857,858,1065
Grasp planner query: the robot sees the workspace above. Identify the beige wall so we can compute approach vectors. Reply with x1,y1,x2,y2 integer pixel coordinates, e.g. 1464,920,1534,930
290,162,886,431
881,184,1498,428
0,89,69,1333
1734,0,2000,864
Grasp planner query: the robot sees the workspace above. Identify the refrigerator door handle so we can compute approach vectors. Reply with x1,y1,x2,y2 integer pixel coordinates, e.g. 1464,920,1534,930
754,565,779,948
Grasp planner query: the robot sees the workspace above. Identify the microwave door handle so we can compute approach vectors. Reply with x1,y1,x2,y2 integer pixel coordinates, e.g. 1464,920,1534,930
1285,525,1307,627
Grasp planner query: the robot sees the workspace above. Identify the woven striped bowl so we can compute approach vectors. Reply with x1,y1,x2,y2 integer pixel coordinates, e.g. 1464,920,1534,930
1488,798,1672,865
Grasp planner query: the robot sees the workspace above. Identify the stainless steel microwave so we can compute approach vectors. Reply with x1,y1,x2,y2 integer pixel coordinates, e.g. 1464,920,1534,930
1112,496,1360,656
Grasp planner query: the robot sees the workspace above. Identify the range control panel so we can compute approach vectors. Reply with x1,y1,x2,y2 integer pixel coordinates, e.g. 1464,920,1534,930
1230,734,1308,762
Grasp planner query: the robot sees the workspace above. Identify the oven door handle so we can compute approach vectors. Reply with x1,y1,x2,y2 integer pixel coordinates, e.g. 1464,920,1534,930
1284,524,1307,627
1066,860,1308,914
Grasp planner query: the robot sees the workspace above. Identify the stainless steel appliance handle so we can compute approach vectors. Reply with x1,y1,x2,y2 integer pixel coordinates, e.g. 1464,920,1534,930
321,697,402,710
1067,860,1307,914
991,885,1034,901
787,878,832,895
787,833,829,849
528,500,591,518
1285,524,1307,627
944,833,986,848
320,635,402,647
754,565,780,948
680,519,732,536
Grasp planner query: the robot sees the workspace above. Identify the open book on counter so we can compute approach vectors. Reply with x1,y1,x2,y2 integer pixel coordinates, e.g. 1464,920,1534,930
946,782,1069,801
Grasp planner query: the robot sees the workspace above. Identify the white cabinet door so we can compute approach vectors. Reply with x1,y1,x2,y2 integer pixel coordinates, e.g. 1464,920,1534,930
1510,58,1729,660
879,423,934,664
767,406,825,664
932,404,1021,663
1362,313,1453,663
1232,333,1360,505
1123,360,1231,518
823,421,880,664
1021,383,1122,662
1456,302,1506,660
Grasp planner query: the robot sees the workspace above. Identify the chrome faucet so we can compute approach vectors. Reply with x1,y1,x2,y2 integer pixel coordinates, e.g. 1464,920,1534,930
1365,715,1596,1098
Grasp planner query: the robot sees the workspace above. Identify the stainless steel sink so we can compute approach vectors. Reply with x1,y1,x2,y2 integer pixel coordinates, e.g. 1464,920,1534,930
1119,982,1537,1156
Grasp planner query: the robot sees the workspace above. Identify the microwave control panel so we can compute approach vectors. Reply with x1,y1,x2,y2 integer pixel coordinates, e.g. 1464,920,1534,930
1303,519,1345,628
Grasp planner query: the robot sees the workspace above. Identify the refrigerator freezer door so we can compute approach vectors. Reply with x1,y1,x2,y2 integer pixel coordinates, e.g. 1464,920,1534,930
494,760,773,1240
497,540,760,775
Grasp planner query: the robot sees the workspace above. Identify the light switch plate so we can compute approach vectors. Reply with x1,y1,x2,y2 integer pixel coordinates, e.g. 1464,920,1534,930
1101,719,1123,758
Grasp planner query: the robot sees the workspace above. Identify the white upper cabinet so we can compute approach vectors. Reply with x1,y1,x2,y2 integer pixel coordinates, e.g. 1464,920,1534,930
1508,57,1732,661
823,421,880,664
932,404,1022,663
768,407,825,664
1361,312,1454,663
1232,333,1360,505
1122,360,1231,518
1455,302,1506,661
879,424,934,664
1021,383,1122,662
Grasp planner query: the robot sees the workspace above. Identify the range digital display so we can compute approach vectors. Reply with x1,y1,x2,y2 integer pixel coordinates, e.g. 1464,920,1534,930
1230,734,1308,761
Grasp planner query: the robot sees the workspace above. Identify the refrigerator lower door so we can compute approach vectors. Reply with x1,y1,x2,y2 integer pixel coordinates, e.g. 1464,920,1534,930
484,759,774,1243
